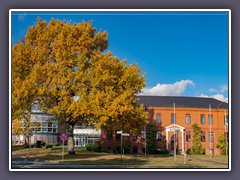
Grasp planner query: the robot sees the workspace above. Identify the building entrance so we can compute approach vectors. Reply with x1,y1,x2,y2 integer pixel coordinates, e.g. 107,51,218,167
170,134,178,151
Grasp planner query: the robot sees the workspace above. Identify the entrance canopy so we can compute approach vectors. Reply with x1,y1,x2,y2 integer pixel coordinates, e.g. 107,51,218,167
165,124,185,154
165,124,185,132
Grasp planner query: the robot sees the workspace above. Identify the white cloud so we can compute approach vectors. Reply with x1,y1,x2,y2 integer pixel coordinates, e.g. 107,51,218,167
219,85,228,93
198,93,228,103
209,88,217,92
140,80,194,96
209,84,228,93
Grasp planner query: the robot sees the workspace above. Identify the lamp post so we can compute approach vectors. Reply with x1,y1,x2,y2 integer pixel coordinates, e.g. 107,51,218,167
209,104,212,158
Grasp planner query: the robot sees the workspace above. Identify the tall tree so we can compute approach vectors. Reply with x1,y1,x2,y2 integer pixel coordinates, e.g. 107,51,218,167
12,38,39,146
27,18,109,154
15,18,146,154
217,134,227,155
146,123,157,154
191,123,204,155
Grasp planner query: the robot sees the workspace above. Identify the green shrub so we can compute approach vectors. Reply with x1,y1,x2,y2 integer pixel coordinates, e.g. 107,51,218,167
85,144,101,152
122,143,131,154
191,123,205,155
146,123,157,154
186,149,191,155
217,134,227,155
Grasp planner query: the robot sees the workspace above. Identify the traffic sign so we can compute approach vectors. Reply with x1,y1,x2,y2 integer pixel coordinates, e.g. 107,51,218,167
60,133,68,142
122,133,129,136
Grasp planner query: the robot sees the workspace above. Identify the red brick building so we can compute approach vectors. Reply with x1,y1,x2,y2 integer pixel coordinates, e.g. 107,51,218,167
101,96,229,155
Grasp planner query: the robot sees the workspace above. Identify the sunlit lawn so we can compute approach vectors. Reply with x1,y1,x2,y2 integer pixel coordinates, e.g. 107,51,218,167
12,147,228,168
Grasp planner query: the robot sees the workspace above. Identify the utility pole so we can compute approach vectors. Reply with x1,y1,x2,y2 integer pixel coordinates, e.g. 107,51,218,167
144,126,146,156
209,104,212,158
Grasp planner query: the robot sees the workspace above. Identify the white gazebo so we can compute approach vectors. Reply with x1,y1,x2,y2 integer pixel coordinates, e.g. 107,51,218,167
165,124,185,154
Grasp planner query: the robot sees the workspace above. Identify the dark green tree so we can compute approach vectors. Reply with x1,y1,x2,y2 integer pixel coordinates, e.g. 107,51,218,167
146,123,157,154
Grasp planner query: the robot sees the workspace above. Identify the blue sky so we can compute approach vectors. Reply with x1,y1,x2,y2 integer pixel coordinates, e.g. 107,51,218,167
11,11,229,102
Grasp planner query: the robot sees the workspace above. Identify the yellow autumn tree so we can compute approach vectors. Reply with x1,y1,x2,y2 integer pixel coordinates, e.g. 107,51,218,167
12,35,40,146
12,18,147,154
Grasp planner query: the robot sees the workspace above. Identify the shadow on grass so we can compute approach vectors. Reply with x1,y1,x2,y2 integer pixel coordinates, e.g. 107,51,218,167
36,152,111,161
63,157,148,166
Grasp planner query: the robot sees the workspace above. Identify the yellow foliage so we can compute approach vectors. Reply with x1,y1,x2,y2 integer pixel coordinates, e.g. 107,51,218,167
12,18,147,135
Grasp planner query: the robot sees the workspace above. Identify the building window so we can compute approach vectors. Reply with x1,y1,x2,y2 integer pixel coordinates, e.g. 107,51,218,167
208,115,213,125
53,122,58,128
209,132,214,142
48,128,53,133
156,131,162,141
37,127,41,132
156,113,161,124
171,113,176,124
201,131,206,142
48,122,53,132
185,114,191,124
186,131,191,142
200,114,205,124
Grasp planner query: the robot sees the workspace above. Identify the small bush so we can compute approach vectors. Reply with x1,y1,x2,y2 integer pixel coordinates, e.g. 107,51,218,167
85,144,101,152
217,134,227,155
186,149,191,155
122,143,130,154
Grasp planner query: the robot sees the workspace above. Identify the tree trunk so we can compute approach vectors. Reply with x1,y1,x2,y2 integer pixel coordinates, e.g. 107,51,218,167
67,123,75,154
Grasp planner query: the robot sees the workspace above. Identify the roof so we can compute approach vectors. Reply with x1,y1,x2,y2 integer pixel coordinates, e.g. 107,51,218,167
136,95,228,109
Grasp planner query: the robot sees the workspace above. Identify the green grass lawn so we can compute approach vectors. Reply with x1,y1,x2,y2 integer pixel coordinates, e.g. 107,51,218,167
12,147,228,169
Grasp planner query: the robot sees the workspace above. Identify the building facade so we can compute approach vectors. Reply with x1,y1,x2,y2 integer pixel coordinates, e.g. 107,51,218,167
12,112,59,145
12,105,101,146
73,125,101,147
12,96,228,156
101,96,228,156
